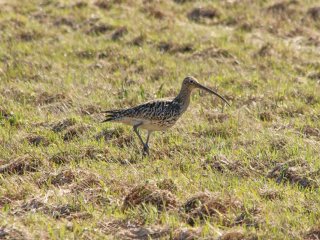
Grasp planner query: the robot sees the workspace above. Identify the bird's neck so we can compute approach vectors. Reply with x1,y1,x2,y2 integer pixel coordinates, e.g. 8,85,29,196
174,85,192,112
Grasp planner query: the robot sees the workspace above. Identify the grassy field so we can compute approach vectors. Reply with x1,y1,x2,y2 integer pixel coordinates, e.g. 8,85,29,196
0,0,320,239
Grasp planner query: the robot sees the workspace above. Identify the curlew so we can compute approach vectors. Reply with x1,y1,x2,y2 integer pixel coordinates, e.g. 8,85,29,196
102,76,230,155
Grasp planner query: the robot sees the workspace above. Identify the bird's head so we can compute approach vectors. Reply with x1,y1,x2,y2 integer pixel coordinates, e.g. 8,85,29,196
182,76,230,106
182,76,200,89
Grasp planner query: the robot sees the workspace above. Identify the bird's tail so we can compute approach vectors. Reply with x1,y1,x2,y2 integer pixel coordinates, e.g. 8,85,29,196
101,109,124,122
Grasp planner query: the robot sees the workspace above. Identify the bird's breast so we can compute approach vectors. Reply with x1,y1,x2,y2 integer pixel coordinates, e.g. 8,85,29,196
140,115,180,131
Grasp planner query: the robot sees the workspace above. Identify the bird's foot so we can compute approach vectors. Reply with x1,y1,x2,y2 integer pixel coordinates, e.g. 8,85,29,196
142,144,149,156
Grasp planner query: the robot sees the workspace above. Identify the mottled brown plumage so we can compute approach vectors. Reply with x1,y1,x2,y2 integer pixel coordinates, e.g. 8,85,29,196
103,76,230,155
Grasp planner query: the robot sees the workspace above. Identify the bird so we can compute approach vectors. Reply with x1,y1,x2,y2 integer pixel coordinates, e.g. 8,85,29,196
102,76,230,155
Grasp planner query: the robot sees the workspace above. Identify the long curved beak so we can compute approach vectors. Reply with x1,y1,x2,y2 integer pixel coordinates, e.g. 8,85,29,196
196,83,230,106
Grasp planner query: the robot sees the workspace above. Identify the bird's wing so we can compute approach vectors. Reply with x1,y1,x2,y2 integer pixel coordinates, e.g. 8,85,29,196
124,99,174,120
102,99,179,122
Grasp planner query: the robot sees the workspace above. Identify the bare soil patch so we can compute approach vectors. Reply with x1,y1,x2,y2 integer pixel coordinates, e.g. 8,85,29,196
112,135,135,148
1,88,33,105
51,204,91,220
187,7,220,23
117,225,170,240
254,43,277,58
307,71,320,81
277,104,305,118
142,6,168,20
111,26,128,41
265,1,300,19
304,223,320,240
259,187,283,200
0,190,28,207
191,47,239,64
71,1,88,9
63,124,90,141
270,137,287,151
76,50,96,59
219,229,257,240
173,0,192,4
129,34,146,46
122,183,178,211
157,178,177,193
181,192,243,226
0,155,41,175
13,198,90,220
86,22,114,35
51,118,76,132
205,112,229,123
49,147,106,165
95,0,112,10
99,219,170,239
201,154,248,176
79,104,101,115
233,206,263,228
196,124,238,139
73,174,110,205
17,30,42,42
49,152,73,165
0,108,13,120
258,111,273,122
95,128,124,141
307,7,320,21
267,160,319,189
38,169,103,189
0,226,27,240
38,169,109,205
36,92,69,105
38,169,76,187
302,125,320,139
80,146,106,161
157,41,193,54
35,92,73,113
173,227,202,240
53,16,78,29
23,134,50,147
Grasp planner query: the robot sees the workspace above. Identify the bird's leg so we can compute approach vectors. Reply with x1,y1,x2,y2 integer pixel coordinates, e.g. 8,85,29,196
143,131,152,155
146,130,152,146
133,123,148,154
133,123,145,146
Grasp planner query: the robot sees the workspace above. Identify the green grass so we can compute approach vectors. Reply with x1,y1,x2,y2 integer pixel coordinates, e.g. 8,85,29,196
0,0,320,239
